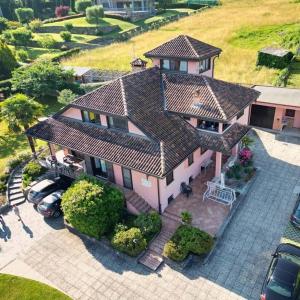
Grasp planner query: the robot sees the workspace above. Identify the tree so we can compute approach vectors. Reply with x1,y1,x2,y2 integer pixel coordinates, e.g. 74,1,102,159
58,89,76,105
55,5,69,18
0,17,8,33
0,93,43,133
61,176,124,238
75,0,92,13
4,27,33,47
86,5,104,26
11,59,80,99
15,8,34,24
0,40,18,80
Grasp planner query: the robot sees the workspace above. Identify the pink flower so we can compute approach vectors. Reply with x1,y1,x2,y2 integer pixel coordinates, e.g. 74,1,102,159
239,148,252,162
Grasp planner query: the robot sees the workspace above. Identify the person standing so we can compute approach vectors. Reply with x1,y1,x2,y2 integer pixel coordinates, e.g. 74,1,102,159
13,205,21,222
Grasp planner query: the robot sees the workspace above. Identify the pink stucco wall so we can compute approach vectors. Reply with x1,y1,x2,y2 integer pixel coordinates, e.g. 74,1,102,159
294,110,300,128
62,107,82,120
158,148,213,212
237,107,250,125
113,164,123,186
273,107,285,130
128,121,146,136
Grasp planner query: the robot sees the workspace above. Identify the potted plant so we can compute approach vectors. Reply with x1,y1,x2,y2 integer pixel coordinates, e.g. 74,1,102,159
181,211,192,225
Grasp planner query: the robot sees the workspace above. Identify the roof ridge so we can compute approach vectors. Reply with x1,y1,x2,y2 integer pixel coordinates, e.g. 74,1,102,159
202,76,227,120
119,78,128,116
184,35,199,58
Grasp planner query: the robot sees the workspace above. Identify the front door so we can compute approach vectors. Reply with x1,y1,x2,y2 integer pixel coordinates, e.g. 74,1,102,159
122,167,133,190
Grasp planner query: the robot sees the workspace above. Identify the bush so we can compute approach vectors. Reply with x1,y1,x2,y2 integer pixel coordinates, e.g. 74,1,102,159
111,227,147,256
0,181,6,194
134,212,162,239
5,28,33,47
75,0,92,13
38,35,57,49
60,31,72,42
16,49,29,62
0,174,9,183
181,211,192,224
51,47,81,62
28,19,43,32
0,17,9,33
273,67,291,87
0,40,18,80
7,152,32,170
61,176,124,238
114,223,128,233
58,89,76,105
64,22,73,32
55,6,70,18
163,225,214,261
257,50,294,69
86,5,104,25
15,8,34,24
22,161,46,188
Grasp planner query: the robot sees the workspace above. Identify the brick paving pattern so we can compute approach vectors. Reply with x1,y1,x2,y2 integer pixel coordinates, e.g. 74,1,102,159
1,129,300,300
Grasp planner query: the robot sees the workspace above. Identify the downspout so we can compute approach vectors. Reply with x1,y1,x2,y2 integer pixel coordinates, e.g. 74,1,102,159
157,177,162,214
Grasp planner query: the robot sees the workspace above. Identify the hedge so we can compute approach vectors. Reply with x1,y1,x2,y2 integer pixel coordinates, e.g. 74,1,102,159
257,50,294,69
42,14,84,24
51,47,81,62
134,211,162,240
163,225,214,261
22,161,47,188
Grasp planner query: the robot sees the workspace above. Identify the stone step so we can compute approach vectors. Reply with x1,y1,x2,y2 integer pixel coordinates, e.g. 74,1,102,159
163,211,182,223
14,174,22,179
10,197,26,206
8,188,23,196
126,192,152,214
9,192,25,201
138,250,163,271
11,178,22,184
9,183,22,189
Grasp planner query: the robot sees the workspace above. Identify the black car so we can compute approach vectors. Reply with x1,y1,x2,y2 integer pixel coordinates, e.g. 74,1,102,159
261,243,300,300
290,195,300,228
27,176,73,205
37,190,64,218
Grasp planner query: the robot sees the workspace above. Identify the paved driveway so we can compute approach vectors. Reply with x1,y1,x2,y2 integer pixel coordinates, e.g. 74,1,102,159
1,129,300,300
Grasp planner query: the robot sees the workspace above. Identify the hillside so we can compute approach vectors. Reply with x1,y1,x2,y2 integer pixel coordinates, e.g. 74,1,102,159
64,0,300,86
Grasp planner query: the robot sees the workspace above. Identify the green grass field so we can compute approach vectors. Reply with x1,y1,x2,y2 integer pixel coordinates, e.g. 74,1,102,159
64,0,300,86
0,274,70,300
288,58,300,88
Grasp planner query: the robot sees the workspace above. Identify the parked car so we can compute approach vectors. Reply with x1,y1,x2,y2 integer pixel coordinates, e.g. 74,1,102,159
290,195,300,228
37,190,64,218
27,176,72,205
261,243,300,300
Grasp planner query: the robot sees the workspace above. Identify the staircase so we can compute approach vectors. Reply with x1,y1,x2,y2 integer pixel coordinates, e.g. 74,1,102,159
125,190,153,214
138,215,180,271
7,168,26,206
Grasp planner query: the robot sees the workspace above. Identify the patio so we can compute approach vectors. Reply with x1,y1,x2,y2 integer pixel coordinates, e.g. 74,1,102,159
164,166,230,237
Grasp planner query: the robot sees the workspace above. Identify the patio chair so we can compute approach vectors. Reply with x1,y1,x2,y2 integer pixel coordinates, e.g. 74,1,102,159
181,182,193,198
203,181,236,209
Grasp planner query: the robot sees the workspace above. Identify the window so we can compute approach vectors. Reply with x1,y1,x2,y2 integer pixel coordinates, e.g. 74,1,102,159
197,119,218,132
199,58,211,73
160,59,187,72
237,110,244,120
122,167,133,190
161,59,170,70
179,61,188,72
93,158,108,178
81,110,101,124
166,171,174,186
107,116,128,131
286,109,295,117
188,153,194,166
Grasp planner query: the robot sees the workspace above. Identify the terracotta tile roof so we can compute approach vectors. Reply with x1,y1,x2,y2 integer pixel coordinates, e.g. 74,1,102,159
27,68,255,177
163,72,260,121
144,35,221,60
197,123,251,154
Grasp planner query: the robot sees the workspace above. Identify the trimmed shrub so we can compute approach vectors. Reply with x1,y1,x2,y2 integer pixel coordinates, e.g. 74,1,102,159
4,28,33,46
16,49,29,62
257,50,293,69
38,35,57,49
55,6,70,18
6,21,22,30
111,227,147,256
60,31,72,42
134,212,162,239
58,89,76,105
64,22,73,32
75,0,92,13
181,211,192,224
86,5,104,26
29,19,43,32
22,161,46,188
163,225,214,261
15,8,34,24
0,40,18,80
0,17,9,33
61,176,124,238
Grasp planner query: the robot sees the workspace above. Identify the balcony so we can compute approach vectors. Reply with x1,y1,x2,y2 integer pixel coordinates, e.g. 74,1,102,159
40,150,86,179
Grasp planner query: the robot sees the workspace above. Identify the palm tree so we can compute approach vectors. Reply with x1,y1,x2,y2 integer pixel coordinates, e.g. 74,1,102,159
0,93,43,133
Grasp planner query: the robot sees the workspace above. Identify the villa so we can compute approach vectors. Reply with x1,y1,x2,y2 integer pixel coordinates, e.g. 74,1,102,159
26,35,260,214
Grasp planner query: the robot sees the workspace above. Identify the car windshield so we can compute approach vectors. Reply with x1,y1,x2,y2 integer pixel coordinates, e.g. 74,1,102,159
39,201,53,209
295,210,300,219
280,253,300,266
268,278,292,298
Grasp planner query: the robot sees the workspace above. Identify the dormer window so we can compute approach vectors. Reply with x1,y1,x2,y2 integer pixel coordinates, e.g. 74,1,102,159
107,116,128,132
197,119,218,132
81,110,101,124
199,58,211,73
160,59,188,73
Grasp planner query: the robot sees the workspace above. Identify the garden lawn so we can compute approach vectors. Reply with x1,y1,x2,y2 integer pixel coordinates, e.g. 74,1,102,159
64,0,300,86
8,46,61,61
34,33,99,44
288,57,300,88
0,274,70,300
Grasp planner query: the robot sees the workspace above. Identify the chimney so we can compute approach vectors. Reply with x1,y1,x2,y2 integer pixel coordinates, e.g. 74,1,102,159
130,57,148,72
